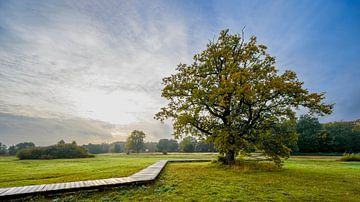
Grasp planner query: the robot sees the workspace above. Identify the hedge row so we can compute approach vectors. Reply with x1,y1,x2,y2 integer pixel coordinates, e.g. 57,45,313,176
17,143,93,160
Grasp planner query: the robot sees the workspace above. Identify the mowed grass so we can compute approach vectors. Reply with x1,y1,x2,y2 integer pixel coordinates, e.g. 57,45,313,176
57,156,360,202
1,154,359,201
0,153,216,188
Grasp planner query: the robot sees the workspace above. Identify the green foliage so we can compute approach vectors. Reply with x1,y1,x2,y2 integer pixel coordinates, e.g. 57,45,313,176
156,139,179,152
340,153,360,161
0,142,7,155
294,118,360,153
179,137,197,152
126,130,146,153
296,115,328,152
257,120,298,165
8,145,16,155
16,141,92,160
113,143,122,153
155,29,333,165
324,121,360,153
144,142,158,152
195,140,217,152
7,142,35,155
83,142,126,154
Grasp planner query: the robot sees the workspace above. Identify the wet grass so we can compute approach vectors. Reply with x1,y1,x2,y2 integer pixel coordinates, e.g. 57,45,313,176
0,153,216,188
57,156,360,202
1,154,359,201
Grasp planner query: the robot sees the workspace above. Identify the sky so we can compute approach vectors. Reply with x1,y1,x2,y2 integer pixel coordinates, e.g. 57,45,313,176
0,0,359,145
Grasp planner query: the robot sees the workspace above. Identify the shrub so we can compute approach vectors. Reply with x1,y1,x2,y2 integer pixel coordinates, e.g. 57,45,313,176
17,142,93,160
340,153,360,161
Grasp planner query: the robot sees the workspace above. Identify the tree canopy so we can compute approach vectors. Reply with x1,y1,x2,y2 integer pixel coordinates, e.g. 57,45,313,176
323,120,360,153
8,142,35,155
0,142,7,155
155,29,333,165
157,139,179,152
126,130,146,153
296,115,327,153
179,137,197,152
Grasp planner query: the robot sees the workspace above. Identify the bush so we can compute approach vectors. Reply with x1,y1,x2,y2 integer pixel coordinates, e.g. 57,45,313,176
340,153,360,161
17,143,93,160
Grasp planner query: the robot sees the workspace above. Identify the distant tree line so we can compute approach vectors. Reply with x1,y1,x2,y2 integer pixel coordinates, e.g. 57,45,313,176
2,120,357,158
82,142,126,154
0,142,35,155
293,115,360,153
82,137,216,154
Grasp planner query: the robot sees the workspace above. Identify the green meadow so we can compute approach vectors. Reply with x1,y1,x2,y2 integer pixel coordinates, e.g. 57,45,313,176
1,154,359,201
0,153,216,188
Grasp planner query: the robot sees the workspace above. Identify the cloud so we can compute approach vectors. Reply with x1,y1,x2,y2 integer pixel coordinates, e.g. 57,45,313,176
0,112,173,145
0,0,195,143
0,1,195,120
0,112,113,146
0,0,359,144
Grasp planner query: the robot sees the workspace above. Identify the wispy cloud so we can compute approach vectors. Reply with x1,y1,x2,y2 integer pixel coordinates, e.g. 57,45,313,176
0,1,194,120
0,0,196,144
0,0,359,144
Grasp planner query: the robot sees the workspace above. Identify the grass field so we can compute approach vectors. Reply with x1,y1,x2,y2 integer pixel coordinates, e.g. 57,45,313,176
1,154,359,201
0,153,216,188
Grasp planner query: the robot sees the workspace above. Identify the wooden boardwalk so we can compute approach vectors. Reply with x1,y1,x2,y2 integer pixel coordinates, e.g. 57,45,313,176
0,159,210,199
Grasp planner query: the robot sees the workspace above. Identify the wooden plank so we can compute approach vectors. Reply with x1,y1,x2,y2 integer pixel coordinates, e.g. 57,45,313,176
73,181,82,188
78,181,86,188
122,177,135,183
33,184,46,193
91,180,101,186
82,181,93,188
70,181,78,188
10,186,27,195
52,183,61,190
58,183,66,190
24,185,40,193
66,182,73,189
106,179,118,184
1,187,24,196
17,185,35,194
96,179,107,186
112,178,126,184
42,184,54,191
50,183,57,190
0,188,9,195
62,182,70,190
85,181,94,187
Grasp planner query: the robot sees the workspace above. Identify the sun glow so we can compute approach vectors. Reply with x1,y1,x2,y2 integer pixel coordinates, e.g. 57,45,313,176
67,88,157,124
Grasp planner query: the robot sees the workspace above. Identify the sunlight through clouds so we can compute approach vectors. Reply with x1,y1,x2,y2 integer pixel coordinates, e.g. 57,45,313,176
0,0,359,145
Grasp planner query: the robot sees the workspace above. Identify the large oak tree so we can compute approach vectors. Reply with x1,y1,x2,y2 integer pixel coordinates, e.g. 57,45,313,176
155,30,333,165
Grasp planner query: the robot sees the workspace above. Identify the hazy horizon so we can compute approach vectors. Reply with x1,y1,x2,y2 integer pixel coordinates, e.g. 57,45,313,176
1,0,359,145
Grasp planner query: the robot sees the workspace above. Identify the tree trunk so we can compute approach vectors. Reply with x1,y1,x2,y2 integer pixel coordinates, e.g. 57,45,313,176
225,150,235,165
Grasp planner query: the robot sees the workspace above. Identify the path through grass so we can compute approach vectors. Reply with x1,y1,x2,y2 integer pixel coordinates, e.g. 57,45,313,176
0,153,216,188
58,156,360,202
